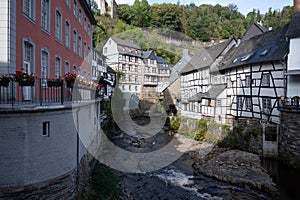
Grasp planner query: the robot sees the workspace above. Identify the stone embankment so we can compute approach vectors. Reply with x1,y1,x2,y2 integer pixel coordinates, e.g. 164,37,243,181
193,149,277,193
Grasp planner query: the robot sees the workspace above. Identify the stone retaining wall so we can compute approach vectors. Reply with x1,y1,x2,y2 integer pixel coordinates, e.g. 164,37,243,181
279,111,300,170
0,101,101,199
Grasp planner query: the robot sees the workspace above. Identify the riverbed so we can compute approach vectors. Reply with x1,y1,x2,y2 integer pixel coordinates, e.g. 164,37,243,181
104,120,300,200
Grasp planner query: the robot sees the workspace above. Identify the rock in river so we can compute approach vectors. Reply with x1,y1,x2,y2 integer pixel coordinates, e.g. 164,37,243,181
194,149,277,193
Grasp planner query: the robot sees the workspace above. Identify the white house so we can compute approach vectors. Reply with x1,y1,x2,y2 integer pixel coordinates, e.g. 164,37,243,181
180,39,236,123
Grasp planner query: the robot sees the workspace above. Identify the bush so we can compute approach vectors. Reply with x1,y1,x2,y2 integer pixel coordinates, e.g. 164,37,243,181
170,115,180,130
89,163,122,200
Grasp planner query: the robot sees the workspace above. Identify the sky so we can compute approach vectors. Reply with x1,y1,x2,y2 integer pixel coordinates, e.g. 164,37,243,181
115,0,293,16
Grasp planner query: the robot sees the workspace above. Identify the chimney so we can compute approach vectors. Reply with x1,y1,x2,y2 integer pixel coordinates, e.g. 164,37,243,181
294,0,300,12
183,49,190,57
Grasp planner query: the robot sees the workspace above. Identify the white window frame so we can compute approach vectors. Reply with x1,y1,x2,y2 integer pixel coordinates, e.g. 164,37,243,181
262,73,270,87
245,97,252,111
245,75,251,87
65,20,70,48
55,9,62,41
41,0,50,32
66,0,70,8
55,56,62,78
73,0,77,17
237,96,243,110
83,41,87,60
78,36,82,57
73,29,77,53
262,98,272,114
78,8,82,25
65,61,70,74
23,0,36,21
23,40,35,74
41,49,50,86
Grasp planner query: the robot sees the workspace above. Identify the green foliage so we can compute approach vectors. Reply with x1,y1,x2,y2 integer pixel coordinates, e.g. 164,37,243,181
170,115,180,130
89,163,122,200
194,120,208,142
115,1,292,42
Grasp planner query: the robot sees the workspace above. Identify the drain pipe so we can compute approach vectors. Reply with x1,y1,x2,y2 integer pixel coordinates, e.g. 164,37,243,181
75,108,80,189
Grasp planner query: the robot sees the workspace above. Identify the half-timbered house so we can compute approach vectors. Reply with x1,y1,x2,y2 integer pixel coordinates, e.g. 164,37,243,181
220,25,289,126
180,39,236,123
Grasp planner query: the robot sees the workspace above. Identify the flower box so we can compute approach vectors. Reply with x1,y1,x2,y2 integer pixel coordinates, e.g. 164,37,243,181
0,77,10,87
19,80,35,87
47,80,63,87
66,81,74,88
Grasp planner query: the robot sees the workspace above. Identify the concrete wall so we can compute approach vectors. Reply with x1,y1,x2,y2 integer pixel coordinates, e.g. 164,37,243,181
0,101,100,199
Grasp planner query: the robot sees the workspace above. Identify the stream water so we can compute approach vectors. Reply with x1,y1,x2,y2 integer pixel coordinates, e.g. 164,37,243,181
105,117,300,200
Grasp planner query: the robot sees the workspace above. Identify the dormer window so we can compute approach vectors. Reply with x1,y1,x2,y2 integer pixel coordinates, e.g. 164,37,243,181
260,49,269,56
241,52,254,62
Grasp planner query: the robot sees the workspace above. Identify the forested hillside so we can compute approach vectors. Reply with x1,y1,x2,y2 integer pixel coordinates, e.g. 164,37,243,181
91,0,293,64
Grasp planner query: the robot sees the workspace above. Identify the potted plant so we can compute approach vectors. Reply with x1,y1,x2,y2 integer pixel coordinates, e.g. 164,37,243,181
0,74,11,87
47,76,63,87
13,70,35,86
63,72,77,88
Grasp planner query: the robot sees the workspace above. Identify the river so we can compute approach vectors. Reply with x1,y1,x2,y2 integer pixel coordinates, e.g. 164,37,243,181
103,118,300,200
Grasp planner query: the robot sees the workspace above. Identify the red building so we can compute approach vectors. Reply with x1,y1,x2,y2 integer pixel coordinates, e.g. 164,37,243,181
16,0,96,79
0,1,95,85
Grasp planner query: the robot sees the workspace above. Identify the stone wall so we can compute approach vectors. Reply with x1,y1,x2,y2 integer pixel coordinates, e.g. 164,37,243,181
0,101,101,199
279,111,300,170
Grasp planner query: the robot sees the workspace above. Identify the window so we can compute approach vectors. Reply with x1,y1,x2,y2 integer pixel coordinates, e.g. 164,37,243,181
78,8,82,25
73,0,77,17
122,64,125,71
122,55,126,60
83,42,87,60
73,30,77,53
55,56,61,77
104,47,107,54
88,46,91,63
41,49,49,86
262,73,270,87
245,75,251,87
66,0,70,8
65,61,70,73
42,121,50,137
262,98,271,114
23,41,34,74
265,126,277,142
65,21,70,48
88,24,91,36
41,0,50,32
216,99,222,106
245,97,252,110
84,17,87,32
55,10,62,41
78,36,82,57
237,96,243,110
23,0,35,20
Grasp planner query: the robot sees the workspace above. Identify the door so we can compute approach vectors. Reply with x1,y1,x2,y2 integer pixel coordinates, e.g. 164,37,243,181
23,61,32,101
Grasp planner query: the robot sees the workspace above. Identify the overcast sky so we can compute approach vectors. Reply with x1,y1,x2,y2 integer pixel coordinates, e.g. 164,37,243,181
115,0,293,16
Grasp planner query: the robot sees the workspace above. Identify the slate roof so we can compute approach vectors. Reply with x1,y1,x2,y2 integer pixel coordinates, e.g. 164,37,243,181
157,56,170,69
220,23,290,71
180,39,233,74
242,22,267,41
111,37,139,49
141,50,153,59
189,84,227,102
169,51,191,82
286,11,300,39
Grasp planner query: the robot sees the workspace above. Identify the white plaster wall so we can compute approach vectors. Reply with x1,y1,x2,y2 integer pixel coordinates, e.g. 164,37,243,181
288,38,300,71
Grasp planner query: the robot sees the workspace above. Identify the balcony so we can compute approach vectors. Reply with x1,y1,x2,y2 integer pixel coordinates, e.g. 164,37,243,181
278,96,300,113
0,78,102,107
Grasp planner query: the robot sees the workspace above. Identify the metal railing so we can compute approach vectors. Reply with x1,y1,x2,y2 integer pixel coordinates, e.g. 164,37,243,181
0,78,99,107
278,96,300,112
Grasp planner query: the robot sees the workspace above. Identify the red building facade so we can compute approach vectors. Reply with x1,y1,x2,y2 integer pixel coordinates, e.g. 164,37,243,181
15,0,96,82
